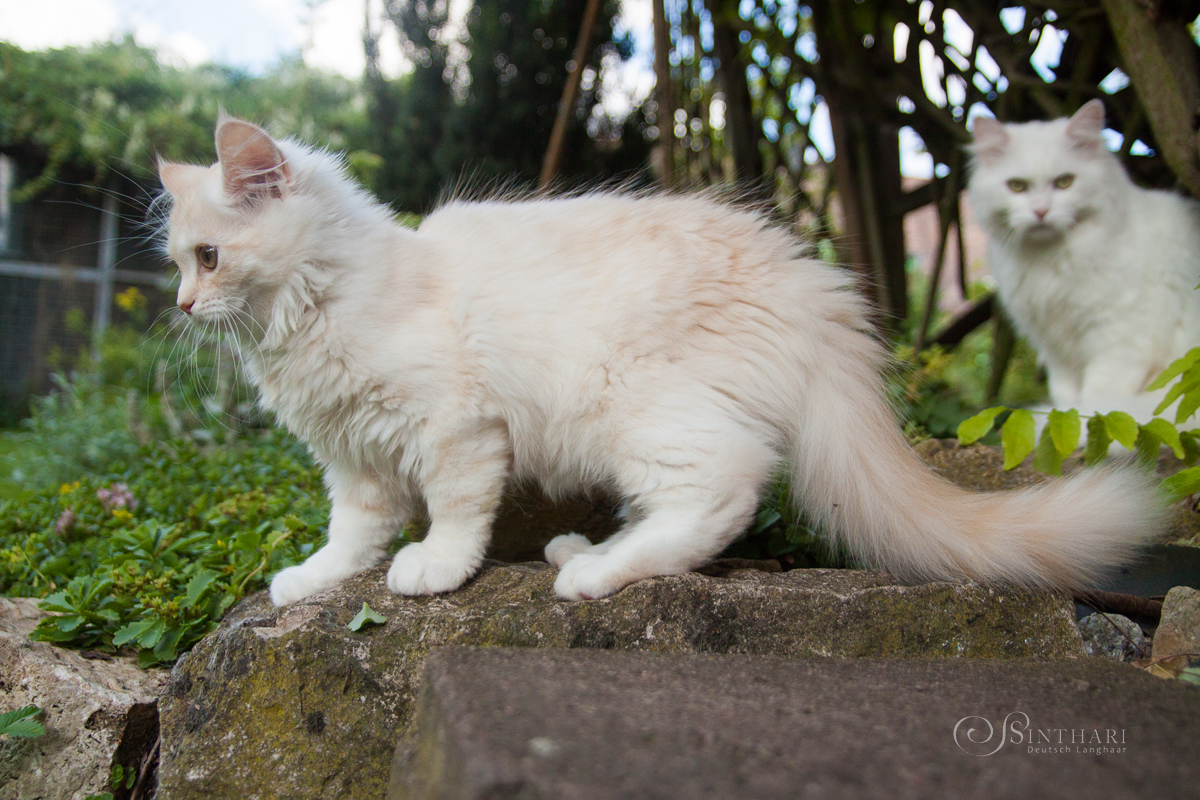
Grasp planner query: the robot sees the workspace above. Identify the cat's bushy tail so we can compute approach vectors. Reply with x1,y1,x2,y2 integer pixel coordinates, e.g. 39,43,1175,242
789,354,1162,588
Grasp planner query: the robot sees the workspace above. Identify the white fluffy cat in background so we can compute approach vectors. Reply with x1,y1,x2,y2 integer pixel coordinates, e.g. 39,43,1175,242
159,116,1159,605
969,99,1200,423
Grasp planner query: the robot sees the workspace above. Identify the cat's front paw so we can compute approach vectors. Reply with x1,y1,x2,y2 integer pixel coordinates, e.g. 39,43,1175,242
270,565,331,606
387,541,478,595
544,532,593,568
553,553,632,601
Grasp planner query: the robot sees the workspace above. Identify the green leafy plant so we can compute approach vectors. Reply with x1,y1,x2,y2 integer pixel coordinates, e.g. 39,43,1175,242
0,705,45,739
0,431,341,666
110,762,136,792
956,347,1200,503
1148,347,1200,501
5,372,145,492
722,476,845,568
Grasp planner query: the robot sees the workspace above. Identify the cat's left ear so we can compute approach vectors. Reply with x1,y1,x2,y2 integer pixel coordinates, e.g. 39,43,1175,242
1066,99,1105,153
215,116,292,205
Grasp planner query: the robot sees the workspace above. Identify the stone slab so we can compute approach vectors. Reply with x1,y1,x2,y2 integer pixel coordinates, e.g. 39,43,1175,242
0,600,168,800
390,647,1200,800
156,562,1084,800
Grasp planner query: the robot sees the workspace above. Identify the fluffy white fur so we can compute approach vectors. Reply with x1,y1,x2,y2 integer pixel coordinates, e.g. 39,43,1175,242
159,116,1162,605
968,100,1200,422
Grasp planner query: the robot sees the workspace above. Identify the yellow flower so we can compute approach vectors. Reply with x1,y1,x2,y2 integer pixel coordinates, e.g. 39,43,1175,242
115,286,147,313
112,508,133,522
59,481,81,495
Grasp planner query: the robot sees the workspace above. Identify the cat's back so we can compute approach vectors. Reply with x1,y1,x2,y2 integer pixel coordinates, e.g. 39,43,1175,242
416,191,795,266
415,192,856,329
403,192,861,397
1125,186,1200,268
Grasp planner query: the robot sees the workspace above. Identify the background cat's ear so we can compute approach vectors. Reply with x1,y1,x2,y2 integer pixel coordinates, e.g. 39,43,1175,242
1066,100,1105,152
215,116,291,205
158,159,208,198
969,116,1009,163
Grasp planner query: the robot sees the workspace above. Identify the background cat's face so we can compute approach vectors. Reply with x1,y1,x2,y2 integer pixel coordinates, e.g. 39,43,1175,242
159,119,295,340
968,101,1109,243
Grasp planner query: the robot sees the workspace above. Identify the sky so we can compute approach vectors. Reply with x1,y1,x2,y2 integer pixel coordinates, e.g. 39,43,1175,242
0,1,1079,179
0,0,409,77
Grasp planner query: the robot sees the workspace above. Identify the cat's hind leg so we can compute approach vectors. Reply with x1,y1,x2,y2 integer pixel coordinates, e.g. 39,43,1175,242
544,525,633,568
388,422,510,595
270,470,410,606
553,432,772,600
544,533,594,568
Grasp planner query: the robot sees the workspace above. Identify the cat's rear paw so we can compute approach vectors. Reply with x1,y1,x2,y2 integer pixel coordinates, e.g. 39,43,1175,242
270,565,330,606
553,553,633,601
387,541,479,595
544,532,593,568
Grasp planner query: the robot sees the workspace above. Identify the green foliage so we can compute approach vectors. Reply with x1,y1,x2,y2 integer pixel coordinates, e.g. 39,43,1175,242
889,345,980,440
1030,409,1080,476
348,602,388,632
724,476,844,567
892,265,1046,441
1149,348,1200,423
3,319,265,493
1162,467,1200,504
956,354,1200,503
999,409,1035,471
0,705,45,739
5,372,144,491
0,328,349,665
0,39,374,196
0,430,333,665
110,762,136,791
371,0,650,211
954,405,1005,446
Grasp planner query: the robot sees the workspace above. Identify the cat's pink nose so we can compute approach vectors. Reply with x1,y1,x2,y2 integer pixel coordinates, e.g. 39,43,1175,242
1034,208,1048,221
179,300,194,315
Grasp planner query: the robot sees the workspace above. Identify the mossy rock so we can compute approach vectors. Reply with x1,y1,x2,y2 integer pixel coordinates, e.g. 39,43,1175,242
157,563,1083,800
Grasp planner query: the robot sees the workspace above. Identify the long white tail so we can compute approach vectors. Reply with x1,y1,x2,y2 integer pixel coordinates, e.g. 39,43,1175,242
789,356,1163,588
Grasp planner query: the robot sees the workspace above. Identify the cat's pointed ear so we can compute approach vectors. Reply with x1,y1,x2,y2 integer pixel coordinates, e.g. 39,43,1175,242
969,116,1009,163
157,159,208,198
215,116,291,205
1066,99,1105,152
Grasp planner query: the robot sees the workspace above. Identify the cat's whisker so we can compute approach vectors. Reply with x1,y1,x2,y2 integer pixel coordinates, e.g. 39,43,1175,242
138,309,184,400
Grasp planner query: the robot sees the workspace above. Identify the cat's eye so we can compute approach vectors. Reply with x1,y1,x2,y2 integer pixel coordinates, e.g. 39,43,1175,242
195,244,219,271
1053,173,1075,190
1006,178,1030,193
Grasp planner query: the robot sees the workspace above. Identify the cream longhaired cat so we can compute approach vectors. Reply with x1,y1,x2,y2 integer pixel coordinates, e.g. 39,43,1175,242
970,100,1200,423
158,117,1160,605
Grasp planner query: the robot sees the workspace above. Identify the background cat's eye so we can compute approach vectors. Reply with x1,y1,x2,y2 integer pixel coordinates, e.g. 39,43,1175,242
195,244,219,271
1006,178,1030,193
1053,174,1075,190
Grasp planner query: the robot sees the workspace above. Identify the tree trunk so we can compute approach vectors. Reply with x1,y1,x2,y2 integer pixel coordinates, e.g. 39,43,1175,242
1101,0,1200,196
712,9,765,197
651,0,676,188
810,0,908,331
539,0,604,189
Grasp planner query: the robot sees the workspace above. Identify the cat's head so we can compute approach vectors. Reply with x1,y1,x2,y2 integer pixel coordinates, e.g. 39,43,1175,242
158,116,343,347
967,100,1119,243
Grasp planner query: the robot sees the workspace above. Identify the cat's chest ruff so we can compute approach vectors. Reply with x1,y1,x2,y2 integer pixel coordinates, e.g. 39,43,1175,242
252,335,423,451
994,241,1105,367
